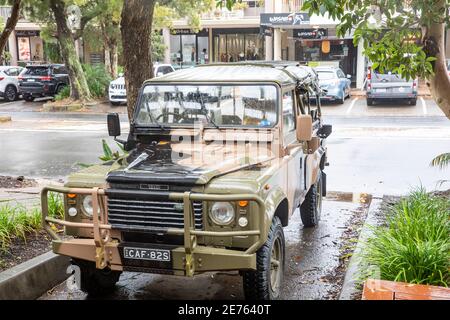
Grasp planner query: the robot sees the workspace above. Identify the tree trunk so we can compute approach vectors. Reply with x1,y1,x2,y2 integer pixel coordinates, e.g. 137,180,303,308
104,45,112,75
111,41,118,79
121,0,155,121
0,0,21,60
424,2,450,119
50,0,91,101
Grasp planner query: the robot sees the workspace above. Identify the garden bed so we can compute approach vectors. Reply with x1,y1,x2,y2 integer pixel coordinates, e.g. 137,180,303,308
355,189,450,297
0,175,37,189
0,231,52,272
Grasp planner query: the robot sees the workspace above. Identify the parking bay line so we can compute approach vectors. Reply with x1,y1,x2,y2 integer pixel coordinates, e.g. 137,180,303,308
420,97,427,115
345,97,359,115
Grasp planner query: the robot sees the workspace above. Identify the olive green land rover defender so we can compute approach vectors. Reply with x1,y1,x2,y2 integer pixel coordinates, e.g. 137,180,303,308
41,62,331,300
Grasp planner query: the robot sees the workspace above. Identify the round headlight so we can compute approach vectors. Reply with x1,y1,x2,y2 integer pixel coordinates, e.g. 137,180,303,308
210,202,235,226
82,195,93,217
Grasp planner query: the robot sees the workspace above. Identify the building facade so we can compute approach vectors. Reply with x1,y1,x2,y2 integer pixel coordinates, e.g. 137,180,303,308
0,6,45,66
163,0,366,88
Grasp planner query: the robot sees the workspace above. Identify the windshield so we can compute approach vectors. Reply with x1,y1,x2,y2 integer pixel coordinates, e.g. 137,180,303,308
316,71,336,80
372,70,407,83
135,84,278,128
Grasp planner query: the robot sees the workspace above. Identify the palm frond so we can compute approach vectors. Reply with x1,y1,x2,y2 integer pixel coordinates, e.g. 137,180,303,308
430,153,450,170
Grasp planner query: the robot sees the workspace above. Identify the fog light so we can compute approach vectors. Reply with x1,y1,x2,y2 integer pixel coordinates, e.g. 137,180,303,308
238,217,248,227
68,207,78,217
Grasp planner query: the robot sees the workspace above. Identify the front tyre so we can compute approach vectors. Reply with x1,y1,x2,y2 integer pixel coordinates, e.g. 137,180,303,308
72,259,122,297
300,171,323,228
242,216,285,300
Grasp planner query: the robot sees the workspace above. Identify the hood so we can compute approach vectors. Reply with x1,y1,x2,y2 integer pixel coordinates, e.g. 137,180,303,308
110,77,125,85
106,140,274,186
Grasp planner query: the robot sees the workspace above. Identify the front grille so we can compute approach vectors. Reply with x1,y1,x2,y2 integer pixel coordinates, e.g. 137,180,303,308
107,197,203,232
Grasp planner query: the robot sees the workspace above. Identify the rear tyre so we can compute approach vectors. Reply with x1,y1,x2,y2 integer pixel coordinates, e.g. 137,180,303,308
367,98,374,106
338,92,345,104
110,101,122,106
242,216,285,300
23,95,35,102
72,259,122,297
300,171,323,228
409,98,417,106
4,85,18,102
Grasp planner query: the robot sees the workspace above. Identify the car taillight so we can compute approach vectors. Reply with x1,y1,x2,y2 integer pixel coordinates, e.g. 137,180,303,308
367,67,372,80
18,76,23,80
0,77,4,81
40,76,52,81
367,83,371,90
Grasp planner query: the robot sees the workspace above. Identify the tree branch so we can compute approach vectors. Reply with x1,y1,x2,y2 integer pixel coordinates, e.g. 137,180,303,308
0,0,22,59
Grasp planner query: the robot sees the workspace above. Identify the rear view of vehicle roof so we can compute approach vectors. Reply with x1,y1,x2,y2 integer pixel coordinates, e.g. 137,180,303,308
146,63,298,86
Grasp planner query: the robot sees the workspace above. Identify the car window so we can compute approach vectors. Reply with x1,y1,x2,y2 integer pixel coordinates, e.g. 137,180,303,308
53,66,68,75
162,66,174,74
10,68,21,76
316,71,336,80
282,91,296,137
24,67,49,76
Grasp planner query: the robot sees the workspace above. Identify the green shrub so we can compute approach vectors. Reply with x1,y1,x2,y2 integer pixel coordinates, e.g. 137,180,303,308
363,188,450,286
55,85,70,101
48,192,64,219
0,205,42,250
82,64,112,98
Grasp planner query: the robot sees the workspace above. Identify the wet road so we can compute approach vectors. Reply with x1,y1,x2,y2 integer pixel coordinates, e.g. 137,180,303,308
1,97,448,195
40,196,368,300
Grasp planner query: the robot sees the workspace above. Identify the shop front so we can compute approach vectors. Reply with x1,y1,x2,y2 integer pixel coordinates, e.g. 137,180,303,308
212,28,265,62
169,28,209,69
292,29,358,82
15,30,44,64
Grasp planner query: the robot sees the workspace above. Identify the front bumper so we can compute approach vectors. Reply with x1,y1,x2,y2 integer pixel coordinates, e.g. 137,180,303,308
41,186,266,276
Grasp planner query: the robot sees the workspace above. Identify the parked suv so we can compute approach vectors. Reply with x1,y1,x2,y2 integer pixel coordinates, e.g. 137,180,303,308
109,63,175,105
19,64,69,102
366,66,418,106
0,66,23,102
41,62,332,300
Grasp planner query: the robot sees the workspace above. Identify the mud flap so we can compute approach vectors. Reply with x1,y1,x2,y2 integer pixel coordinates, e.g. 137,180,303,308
321,172,327,197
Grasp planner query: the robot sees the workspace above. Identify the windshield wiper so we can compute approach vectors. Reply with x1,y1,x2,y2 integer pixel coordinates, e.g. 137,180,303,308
198,89,220,129
143,96,165,130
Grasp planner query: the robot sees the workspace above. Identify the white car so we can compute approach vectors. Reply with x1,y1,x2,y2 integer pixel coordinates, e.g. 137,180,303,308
0,66,24,102
109,64,175,106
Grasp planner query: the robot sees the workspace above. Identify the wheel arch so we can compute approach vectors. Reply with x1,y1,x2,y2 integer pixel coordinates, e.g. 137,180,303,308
264,187,289,228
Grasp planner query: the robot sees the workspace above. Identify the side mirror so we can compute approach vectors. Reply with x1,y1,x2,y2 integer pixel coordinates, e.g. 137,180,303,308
346,74,351,79
296,115,312,142
317,124,332,138
107,113,121,137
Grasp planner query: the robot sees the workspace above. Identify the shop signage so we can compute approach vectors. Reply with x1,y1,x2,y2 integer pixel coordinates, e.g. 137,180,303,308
16,30,40,37
260,13,310,27
171,28,209,36
260,26,273,37
294,28,327,39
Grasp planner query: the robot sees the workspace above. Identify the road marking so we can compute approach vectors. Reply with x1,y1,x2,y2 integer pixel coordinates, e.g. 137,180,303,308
420,97,427,115
346,97,359,115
